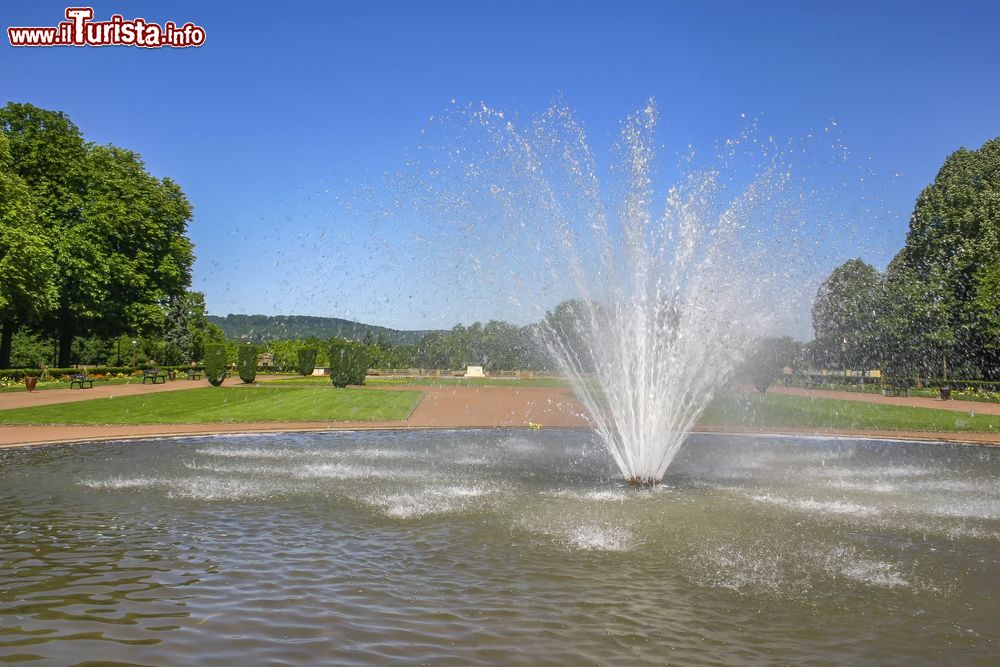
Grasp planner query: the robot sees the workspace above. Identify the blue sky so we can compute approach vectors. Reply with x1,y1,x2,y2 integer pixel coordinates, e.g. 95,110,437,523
2,0,999,333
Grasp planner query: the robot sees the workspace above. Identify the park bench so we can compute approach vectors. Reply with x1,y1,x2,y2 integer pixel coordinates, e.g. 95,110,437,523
69,373,93,389
882,379,911,397
186,368,202,380
142,368,167,384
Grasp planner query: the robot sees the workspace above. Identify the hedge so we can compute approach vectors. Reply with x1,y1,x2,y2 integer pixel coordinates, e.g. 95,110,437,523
204,344,228,387
237,344,257,384
297,348,318,376
784,373,1000,394
0,365,204,381
909,378,1000,392
328,341,370,388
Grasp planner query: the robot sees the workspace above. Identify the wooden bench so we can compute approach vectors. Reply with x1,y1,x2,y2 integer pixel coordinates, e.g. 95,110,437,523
69,373,93,389
186,368,202,380
142,368,166,384
882,379,911,397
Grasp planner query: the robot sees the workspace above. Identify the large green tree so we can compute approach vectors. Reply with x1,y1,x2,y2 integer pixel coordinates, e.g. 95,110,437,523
811,258,884,370
811,137,1000,379
77,144,194,351
0,103,195,366
877,257,954,377
0,104,85,367
974,259,1000,363
162,291,221,363
0,132,57,367
889,136,1000,378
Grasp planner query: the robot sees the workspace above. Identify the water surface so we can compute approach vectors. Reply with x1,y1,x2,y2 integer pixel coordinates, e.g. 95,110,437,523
1,430,997,665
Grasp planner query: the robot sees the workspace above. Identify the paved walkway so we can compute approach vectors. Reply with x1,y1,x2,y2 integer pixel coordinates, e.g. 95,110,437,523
0,374,289,410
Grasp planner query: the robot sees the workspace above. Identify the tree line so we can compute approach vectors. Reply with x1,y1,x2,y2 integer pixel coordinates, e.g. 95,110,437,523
5,102,994,381
811,136,1000,380
0,102,568,374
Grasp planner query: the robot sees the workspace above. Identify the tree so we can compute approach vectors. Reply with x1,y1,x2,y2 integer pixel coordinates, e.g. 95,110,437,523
328,339,370,387
8,330,54,368
877,257,954,378
163,291,215,364
237,343,257,384
811,259,883,370
1,104,88,366
297,347,318,376
79,145,194,350
204,343,227,386
162,298,193,365
0,103,195,366
807,137,1000,379
541,299,597,372
973,259,1000,375
404,318,547,371
892,137,1000,378
0,122,59,367
741,336,802,393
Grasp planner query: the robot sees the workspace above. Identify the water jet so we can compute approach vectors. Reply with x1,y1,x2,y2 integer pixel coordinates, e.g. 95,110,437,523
406,100,825,484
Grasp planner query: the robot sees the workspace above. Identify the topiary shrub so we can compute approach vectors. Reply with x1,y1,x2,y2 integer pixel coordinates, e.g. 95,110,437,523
328,340,370,388
204,343,228,386
297,347,318,376
237,343,257,384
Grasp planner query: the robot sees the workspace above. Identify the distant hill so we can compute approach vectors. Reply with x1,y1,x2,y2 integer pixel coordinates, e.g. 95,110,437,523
207,314,437,345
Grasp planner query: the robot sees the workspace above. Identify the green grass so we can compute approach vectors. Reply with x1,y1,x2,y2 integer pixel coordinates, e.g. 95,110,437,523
0,386,422,425
700,391,1000,432
266,376,569,388
2,381,997,433
371,376,568,387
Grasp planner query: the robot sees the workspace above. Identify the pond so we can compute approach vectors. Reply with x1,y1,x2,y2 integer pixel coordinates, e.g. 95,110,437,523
1,430,997,665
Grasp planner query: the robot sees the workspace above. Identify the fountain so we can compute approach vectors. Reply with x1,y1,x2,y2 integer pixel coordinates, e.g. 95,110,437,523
403,100,824,485
0,101,995,664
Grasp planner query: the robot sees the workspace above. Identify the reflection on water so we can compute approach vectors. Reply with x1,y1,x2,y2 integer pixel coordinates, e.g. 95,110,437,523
1,430,998,665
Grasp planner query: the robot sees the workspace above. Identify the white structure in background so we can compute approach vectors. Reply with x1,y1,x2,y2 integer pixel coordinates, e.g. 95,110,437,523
465,365,485,378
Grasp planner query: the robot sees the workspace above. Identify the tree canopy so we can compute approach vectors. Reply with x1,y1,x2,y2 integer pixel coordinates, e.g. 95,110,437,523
0,102,195,367
811,258,883,370
0,132,58,367
811,136,1000,379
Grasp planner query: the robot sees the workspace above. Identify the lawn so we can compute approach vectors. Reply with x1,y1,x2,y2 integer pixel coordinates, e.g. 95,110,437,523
267,376,569,388
2,382,997,433
0,386,422,425
701,391,1000,432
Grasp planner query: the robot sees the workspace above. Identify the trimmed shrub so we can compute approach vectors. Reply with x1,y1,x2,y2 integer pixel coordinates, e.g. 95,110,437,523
204,344,228,386
328,341,370,388
297,347,318,376
237,344,257,384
